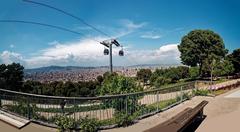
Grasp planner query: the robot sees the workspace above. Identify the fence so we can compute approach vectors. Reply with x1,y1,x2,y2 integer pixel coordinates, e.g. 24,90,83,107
0,81,196,128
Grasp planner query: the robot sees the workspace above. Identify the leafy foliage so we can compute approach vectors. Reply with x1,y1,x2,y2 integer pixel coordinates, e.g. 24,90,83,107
178,30,228,76
189,66,199,79
193,89,209,96
136,69,152,84
0,63,24,91
153,76,171,88
78,117,100,132
227,48,240,73
114,111,135,127
212,59,234,77
55,115,75,132
99,75,142,95
150,66,190,87
22,80,100,97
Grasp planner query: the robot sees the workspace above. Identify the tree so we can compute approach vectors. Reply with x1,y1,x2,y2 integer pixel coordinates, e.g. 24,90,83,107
227,48,240,73
0,63,24,91
99,75,142,95
178,30,228,77
96,75,104,84
0,64,7,88
153,76,171,88
213,59,234,77
189,67,199,79
136,69,152,84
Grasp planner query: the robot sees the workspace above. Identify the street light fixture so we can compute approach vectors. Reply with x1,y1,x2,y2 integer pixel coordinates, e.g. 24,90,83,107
100,39,124,73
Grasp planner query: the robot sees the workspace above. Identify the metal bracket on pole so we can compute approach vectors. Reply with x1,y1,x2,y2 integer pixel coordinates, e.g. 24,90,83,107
100,39,123,73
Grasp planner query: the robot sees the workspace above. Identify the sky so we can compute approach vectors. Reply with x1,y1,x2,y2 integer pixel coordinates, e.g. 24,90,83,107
0,0,240,69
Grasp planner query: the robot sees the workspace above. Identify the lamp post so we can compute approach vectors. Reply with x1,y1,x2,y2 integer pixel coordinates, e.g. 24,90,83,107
100,39,124,73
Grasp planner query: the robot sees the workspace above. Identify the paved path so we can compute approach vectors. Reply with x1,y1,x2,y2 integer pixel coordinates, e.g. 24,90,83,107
196,88,240,132
0,121,56,132
225,89,240,98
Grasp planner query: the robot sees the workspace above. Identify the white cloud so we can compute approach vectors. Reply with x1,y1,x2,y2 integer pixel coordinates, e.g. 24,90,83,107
0,51,23,64
121,19,146,29
0,42,180,68
140,32,162,39
125,44,180,65
115,19,147,38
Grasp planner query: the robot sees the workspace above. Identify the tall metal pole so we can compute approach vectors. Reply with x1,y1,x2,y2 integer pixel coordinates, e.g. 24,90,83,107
109,44,113,73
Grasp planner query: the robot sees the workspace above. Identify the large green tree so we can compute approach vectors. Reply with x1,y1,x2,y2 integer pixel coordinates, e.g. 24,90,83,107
0,63,24,91
178,30,228,77
227,48,240,73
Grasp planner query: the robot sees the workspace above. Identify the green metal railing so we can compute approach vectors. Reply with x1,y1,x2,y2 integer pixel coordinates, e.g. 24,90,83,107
0,81,196,128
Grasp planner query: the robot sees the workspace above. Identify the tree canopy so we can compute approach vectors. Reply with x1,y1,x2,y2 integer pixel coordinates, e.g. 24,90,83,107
99,75,142,95
136,69,152,84
0,63,24,91
178,30,228,76
227,48,240,73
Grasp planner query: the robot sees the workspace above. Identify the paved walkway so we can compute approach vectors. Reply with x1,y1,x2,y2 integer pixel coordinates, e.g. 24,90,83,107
0,121,56,132
196,88,240,132
225,89,240,98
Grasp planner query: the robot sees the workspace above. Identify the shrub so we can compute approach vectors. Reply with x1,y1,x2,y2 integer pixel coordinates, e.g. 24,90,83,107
115,111,135,127
193,89,209,96
153,76,171,88
55,115,75,132
78,117,100,132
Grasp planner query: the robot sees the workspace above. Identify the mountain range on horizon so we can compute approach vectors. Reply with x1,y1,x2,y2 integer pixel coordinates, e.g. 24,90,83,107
24,63,181,73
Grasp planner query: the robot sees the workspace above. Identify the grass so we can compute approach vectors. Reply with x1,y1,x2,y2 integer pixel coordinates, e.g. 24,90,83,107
212,89,229,96
147,98,179,110
214,78,229,84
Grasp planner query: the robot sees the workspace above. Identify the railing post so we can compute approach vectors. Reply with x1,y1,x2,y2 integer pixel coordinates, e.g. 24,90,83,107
0,97,2,108
27,98,31,120
0,99,1,108
125,96,128,114
157,91,159,112
73,98,76,121
60,99,66,115
180,86,183,102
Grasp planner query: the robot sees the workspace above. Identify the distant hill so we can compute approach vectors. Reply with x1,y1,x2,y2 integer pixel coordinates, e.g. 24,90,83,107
24,65,97,73
24,63,180,73
127,63,181,68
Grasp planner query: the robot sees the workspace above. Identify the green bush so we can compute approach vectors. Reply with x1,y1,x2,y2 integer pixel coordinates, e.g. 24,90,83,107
193,89,209,96
153,76,171,88
115,111,135,127
55,115,75,132
78,117,100,132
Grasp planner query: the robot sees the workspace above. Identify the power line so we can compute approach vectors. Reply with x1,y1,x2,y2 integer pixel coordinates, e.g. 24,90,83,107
22,0,112,38
0,20,100,43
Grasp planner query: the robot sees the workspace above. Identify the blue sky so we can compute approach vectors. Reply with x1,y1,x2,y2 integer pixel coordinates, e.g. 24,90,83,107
0,0,240,68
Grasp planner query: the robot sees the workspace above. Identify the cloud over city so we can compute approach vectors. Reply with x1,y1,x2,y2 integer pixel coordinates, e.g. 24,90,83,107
0,38,180,68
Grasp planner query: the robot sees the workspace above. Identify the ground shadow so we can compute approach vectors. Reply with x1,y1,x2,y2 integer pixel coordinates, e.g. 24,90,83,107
182,115,207,132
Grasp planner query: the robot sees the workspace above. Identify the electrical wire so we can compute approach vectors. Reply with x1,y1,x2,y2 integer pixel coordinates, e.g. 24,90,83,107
0,20,101,43
22,0,112,38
